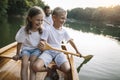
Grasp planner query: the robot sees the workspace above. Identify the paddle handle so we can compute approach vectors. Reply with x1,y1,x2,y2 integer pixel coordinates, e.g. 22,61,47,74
52,47,80,57
0,56,13,59
44,42,81,57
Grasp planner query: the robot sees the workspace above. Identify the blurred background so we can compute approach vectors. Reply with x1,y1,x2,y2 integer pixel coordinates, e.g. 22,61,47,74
0,0,120,80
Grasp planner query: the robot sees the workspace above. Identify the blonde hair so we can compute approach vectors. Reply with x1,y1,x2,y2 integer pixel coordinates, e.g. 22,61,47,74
25,6,44,34
52,7,67,16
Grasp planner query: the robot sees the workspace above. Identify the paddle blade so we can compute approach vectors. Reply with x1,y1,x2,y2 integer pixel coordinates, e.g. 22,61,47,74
77,55,93,73
77,63,83,73
83,55,93,64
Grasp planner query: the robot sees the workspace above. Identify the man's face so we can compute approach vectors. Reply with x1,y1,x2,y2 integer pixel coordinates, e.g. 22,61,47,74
45,8,51,17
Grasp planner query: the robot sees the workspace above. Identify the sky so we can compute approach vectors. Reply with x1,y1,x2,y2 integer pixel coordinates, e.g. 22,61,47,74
42,0,120,10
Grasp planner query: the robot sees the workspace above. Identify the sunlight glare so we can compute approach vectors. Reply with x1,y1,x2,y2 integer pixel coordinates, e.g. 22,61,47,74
42,0,120,9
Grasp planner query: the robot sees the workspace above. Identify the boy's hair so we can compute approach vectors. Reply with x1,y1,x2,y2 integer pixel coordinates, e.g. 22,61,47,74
25,6,44,34
52,7,67,16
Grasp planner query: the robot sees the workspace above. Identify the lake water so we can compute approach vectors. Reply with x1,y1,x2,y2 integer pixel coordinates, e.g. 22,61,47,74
0,17,120,80
65,27,120,80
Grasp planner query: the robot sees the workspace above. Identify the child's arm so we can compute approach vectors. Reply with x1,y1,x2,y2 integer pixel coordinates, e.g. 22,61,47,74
68,39,82,57
13,43,22,61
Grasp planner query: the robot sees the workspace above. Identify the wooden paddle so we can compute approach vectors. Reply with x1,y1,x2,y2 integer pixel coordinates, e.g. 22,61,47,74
42,42,93,73
41,42,93,60
0,56,13,59
77,55,93,72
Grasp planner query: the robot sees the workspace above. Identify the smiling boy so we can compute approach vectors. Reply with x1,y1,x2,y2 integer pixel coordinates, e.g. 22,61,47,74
32,7,81,80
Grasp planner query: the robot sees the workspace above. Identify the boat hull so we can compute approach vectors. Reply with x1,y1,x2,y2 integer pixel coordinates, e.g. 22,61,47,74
0,42,79,80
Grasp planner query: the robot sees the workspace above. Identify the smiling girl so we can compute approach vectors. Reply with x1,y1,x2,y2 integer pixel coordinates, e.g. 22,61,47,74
13,6,44,80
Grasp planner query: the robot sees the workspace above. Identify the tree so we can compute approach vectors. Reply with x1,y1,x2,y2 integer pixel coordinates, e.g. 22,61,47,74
7,0,45,15
0,0,8,17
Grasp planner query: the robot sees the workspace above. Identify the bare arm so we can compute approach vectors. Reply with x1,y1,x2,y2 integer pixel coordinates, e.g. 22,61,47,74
13,43,22,60
68,39,82,57
16,43,22,55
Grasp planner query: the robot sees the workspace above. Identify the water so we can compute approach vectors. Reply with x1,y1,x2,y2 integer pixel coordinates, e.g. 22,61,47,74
65,27,120,80
0,16,24,48
0,17,120,80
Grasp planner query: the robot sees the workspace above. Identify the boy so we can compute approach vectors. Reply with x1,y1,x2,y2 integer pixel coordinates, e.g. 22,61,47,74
32,7,81,80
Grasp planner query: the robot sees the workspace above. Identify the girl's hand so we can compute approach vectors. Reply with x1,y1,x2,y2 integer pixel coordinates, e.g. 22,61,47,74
38,41,46,51
13,54,20,61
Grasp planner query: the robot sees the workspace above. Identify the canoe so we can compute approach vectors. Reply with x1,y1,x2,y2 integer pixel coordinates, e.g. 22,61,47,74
0,42,79,80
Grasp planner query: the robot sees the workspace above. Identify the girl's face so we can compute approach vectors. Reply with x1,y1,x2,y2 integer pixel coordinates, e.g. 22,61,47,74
29,14,44,29
53,12,67,28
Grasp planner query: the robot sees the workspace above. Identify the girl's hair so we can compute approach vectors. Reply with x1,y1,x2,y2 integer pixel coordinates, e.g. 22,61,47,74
52,7,67,16
25,6,44,34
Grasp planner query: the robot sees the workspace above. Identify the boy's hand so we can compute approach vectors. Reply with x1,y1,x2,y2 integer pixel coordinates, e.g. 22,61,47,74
76,51,82,57
13,54,20,61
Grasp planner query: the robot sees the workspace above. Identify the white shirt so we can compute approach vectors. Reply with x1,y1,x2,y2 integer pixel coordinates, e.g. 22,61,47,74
15,27,41,50
41,26,71,49
43,15,53,28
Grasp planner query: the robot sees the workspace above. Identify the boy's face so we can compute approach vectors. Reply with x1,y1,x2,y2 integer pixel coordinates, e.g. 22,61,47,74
53,12,67,28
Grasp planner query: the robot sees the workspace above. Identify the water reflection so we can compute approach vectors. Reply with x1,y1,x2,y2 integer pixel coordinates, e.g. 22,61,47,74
65,27,120,80
0,16,23,48
66,21,120,41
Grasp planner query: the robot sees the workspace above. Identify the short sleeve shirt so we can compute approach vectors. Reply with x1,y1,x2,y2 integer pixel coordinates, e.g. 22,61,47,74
41,26,71,49
15,27,41,50
43,15,53,28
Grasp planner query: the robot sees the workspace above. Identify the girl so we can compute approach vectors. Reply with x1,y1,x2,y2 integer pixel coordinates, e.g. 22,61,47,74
13,6,44,80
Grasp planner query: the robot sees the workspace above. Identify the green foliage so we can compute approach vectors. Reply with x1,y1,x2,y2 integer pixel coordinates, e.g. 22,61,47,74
0,0,45,16
68,8,84,20
7,0,45,15
68,6,120,25
7,0,27,15
0,0,8,17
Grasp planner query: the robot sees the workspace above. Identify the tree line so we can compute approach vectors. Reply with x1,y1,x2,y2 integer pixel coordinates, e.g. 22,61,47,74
0,0,45,17
1,0,120,26
67,5,120,25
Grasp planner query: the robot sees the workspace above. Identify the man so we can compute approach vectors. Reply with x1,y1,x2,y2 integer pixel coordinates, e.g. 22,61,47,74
43,5,53,27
